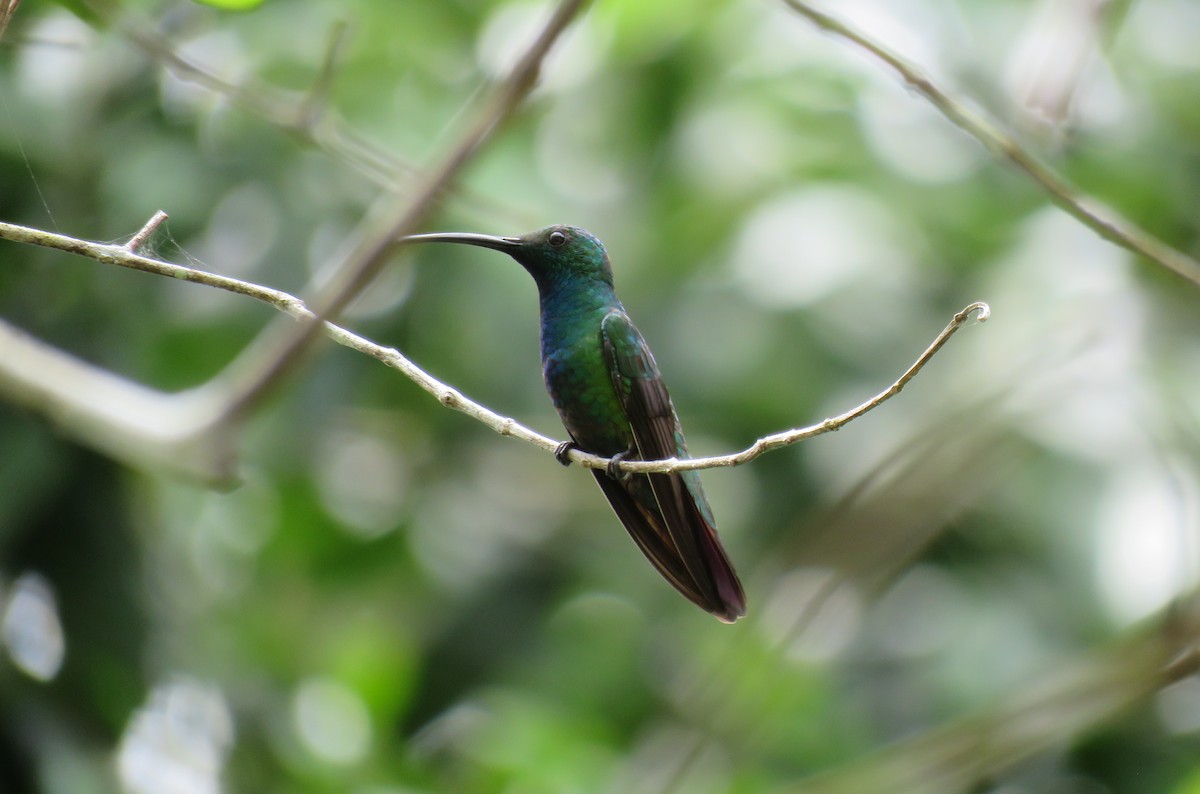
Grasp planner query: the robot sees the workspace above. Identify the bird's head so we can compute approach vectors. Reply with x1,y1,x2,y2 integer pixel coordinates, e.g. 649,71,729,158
403,224,614,291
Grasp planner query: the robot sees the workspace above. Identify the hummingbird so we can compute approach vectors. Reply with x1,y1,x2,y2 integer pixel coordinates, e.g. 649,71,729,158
404,225,746,622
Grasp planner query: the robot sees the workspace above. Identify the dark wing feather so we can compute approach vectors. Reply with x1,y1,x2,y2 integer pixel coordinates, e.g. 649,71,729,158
600,310,746,621
589,471,722,615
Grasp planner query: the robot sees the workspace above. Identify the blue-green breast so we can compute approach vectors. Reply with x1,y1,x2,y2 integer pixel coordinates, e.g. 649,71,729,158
539,292,632,457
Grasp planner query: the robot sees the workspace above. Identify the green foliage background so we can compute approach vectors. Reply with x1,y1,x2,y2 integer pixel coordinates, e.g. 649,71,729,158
1,0,1199,792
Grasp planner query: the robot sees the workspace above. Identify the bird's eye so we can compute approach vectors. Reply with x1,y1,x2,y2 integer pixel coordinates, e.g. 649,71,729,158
548,230,568,247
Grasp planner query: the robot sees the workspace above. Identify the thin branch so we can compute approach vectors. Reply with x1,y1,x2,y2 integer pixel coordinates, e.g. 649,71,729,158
591,301,990,474
779,0,1200,289
0,218,989,477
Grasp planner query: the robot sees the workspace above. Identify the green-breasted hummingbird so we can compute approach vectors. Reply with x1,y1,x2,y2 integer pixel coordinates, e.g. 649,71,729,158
405,225,746,622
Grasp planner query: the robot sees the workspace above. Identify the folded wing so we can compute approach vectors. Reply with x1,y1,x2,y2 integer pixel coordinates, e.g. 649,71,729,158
599,309,746,622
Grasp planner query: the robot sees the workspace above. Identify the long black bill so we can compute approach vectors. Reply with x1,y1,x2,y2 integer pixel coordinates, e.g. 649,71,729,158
400,232,523,253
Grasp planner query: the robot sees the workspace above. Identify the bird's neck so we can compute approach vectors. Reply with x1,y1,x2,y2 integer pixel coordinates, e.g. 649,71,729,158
536,279,620,352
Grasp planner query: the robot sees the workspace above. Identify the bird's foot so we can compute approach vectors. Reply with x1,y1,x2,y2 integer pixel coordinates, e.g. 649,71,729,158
606,448,636,483
553,440,578,467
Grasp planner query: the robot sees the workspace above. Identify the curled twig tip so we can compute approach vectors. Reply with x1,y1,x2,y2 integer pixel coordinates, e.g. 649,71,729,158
960,301,991,324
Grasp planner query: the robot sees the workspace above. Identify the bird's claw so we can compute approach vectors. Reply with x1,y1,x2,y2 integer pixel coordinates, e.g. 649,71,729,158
554,440,577,467
606,448,635,483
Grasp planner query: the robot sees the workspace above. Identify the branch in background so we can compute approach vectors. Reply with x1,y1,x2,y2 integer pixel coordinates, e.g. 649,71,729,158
0,218,988,479
780,0,1200,289
196,0,594,431
787,593,1200,793
100,7,525,226
295,19,350,135
1011,0,1109,130
658,411,1023,794
0,0,18,44
109,9,411,193
0,317,233,485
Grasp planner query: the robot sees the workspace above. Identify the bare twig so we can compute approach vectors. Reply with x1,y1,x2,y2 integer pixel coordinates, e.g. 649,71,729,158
123,209,169,254
0,218,989,477
779,0,1200,288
